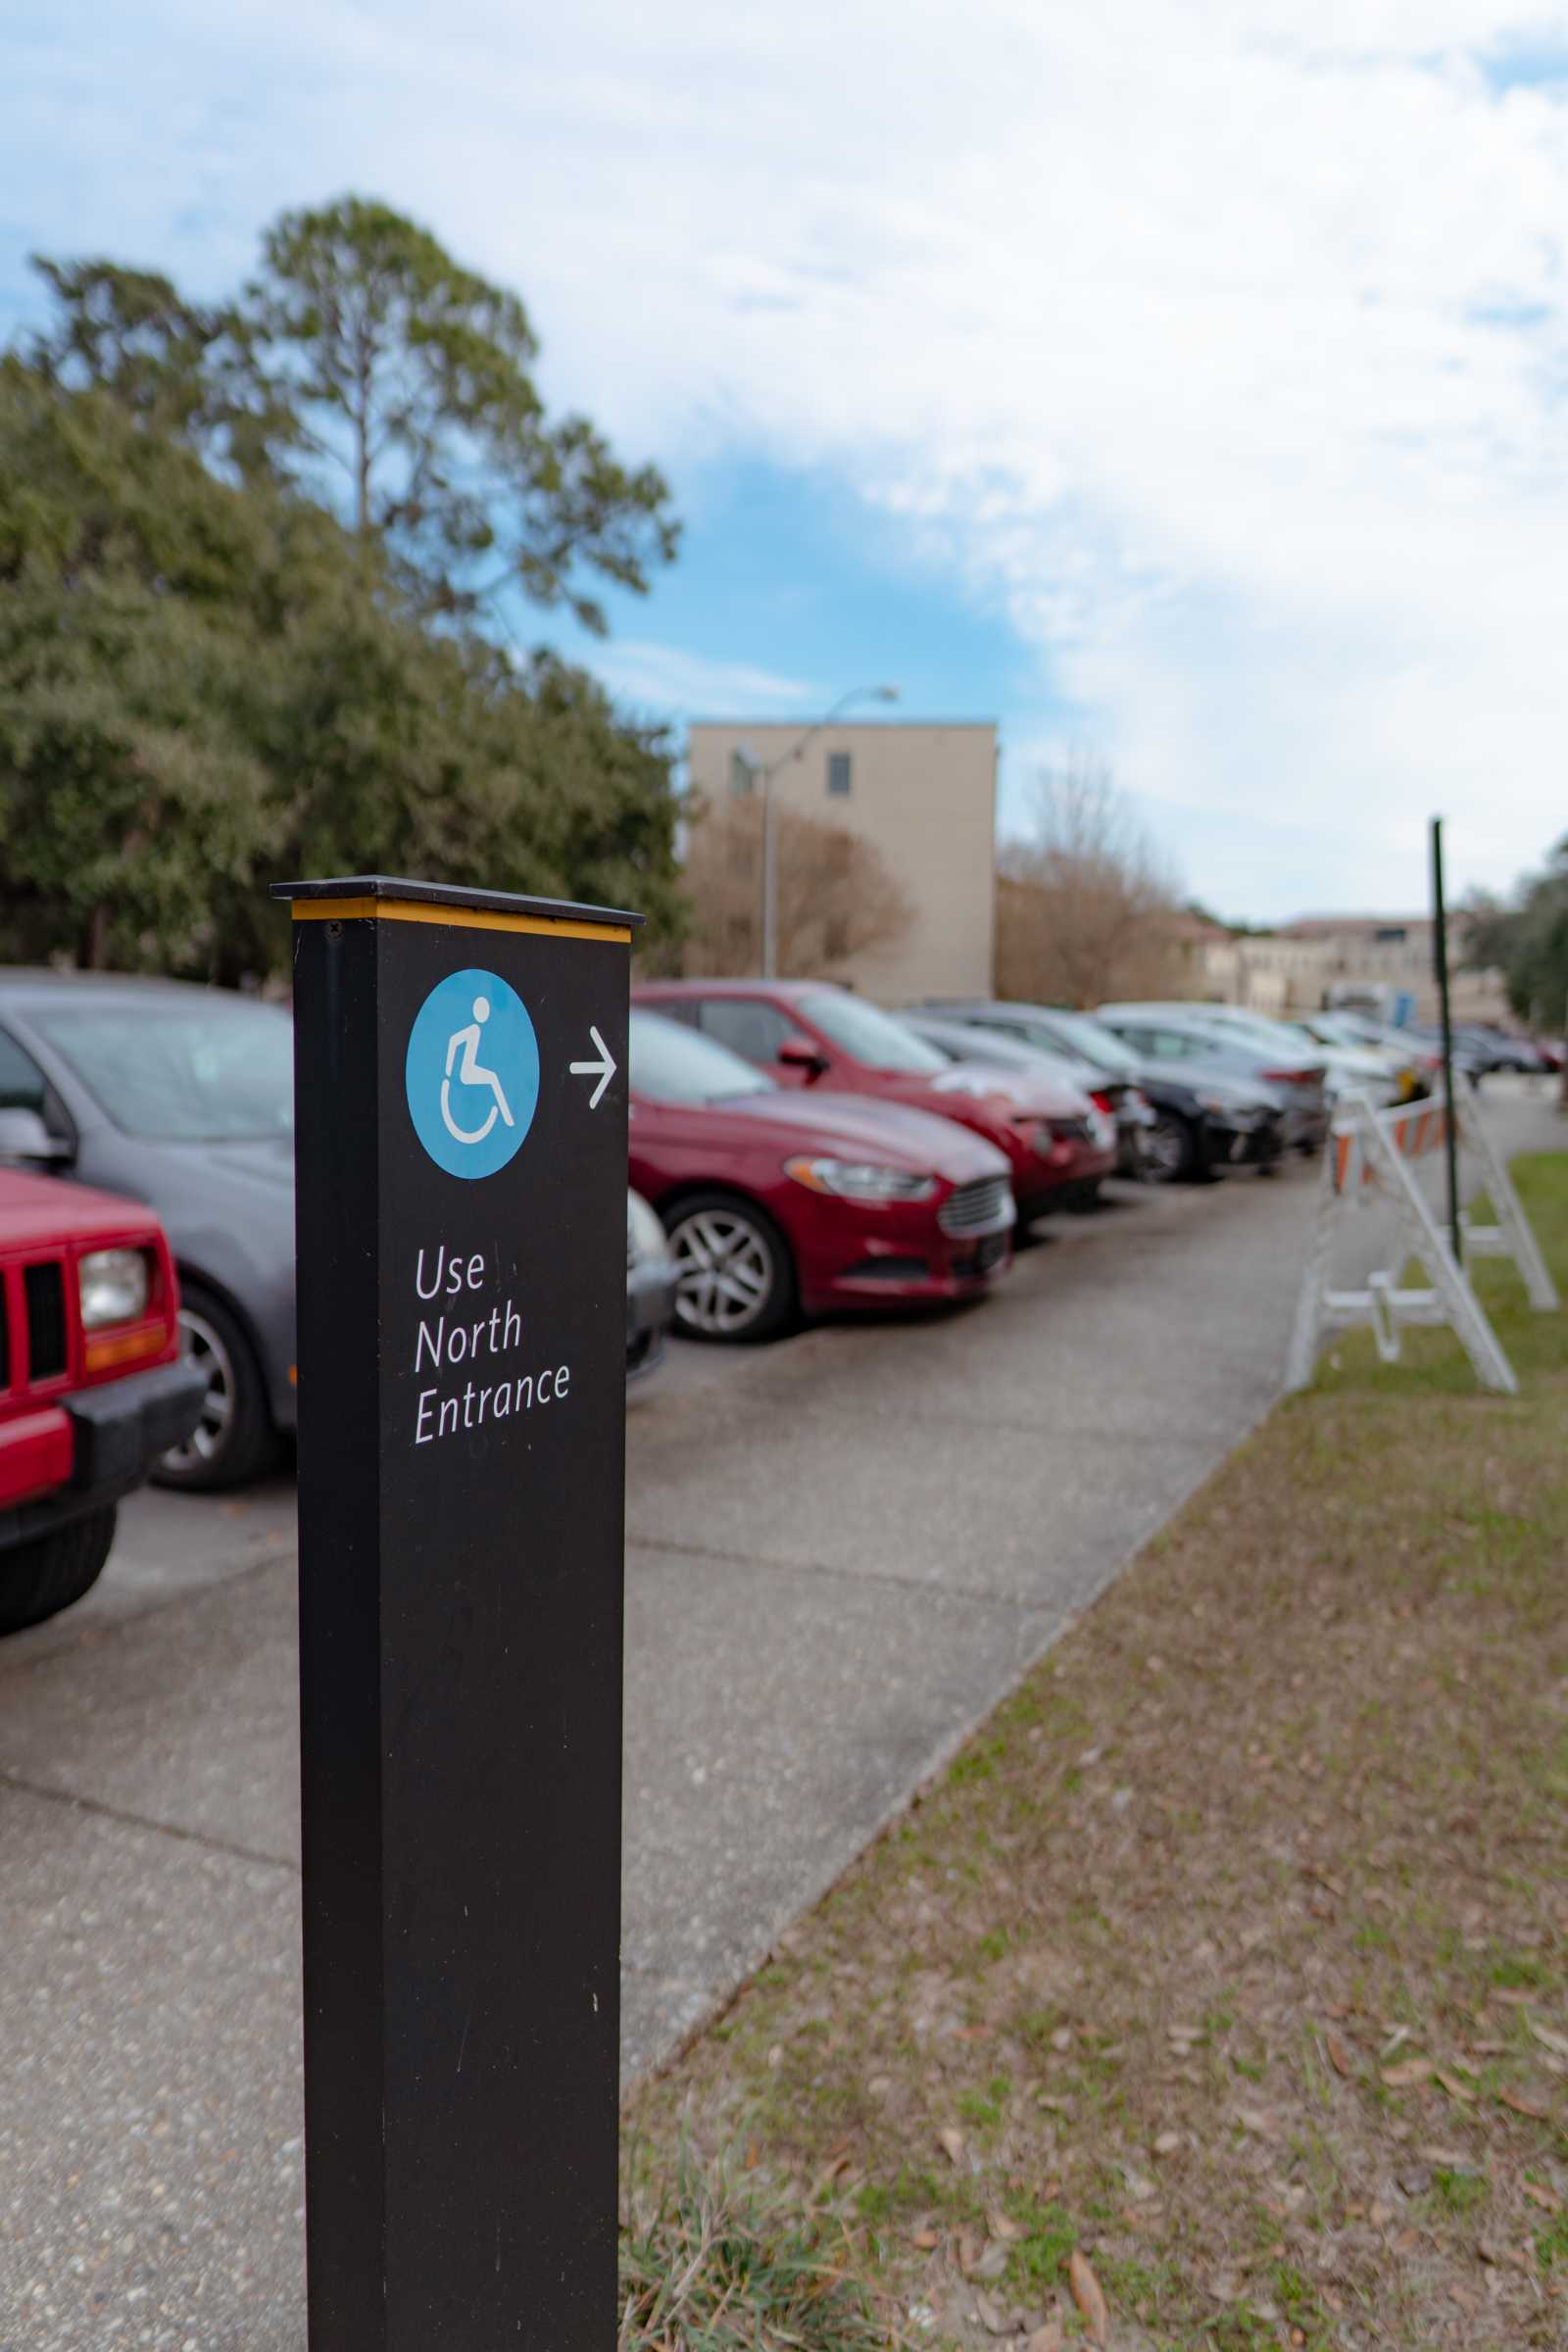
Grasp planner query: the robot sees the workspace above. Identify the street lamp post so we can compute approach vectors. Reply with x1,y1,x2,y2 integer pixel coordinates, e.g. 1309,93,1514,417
757,684,899,977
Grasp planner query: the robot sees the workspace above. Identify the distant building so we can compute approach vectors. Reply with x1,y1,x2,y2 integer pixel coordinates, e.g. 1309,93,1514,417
1162,911,1508,1024
684,719,998,1001
1278,914,1508,1024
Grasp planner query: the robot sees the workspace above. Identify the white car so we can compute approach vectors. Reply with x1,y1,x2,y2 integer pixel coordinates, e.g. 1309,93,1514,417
1100,1003,1404,1108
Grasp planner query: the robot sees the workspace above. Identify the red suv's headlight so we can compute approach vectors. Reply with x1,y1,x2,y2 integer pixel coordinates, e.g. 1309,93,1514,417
78,1248,152,1328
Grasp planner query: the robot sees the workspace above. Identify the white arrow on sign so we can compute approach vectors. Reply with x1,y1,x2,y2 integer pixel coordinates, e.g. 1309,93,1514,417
569,1025,617,1111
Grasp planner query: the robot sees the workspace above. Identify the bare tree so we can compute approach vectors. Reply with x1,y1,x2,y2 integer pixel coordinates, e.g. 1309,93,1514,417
680,798,913,979
997,751,1185,1006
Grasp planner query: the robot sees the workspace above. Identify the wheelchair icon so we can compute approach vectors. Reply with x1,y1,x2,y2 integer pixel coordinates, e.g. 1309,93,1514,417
440,995,516,1147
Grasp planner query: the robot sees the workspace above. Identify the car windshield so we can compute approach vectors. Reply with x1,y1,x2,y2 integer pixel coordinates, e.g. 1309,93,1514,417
805,992,948,1073
1012,1007,1141,1076
1195,1009,1318,1059
630,1009,774,1102
1309,1013,1377,1051
32,997,295,1141
915,1021,1030,1068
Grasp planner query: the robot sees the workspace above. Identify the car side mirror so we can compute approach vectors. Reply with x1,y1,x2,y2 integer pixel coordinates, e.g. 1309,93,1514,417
0,1107,73,1168
776,1038,828,1079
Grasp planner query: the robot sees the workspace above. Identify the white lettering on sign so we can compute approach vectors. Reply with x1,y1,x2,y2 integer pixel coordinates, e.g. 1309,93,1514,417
415,1246,487,1298
409,1247,572,1448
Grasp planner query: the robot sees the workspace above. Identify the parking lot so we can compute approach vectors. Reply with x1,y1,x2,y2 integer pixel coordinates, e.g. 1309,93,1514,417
0,1086,1554,2346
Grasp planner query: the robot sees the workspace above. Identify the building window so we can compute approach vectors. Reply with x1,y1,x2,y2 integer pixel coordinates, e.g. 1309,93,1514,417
826,751,852,798
728,749,757,796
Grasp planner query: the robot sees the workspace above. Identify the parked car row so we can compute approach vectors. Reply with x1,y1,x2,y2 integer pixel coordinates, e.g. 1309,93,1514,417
0,959,1556,1637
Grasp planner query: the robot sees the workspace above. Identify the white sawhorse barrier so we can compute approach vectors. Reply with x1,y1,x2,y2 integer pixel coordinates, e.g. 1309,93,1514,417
1285,1083,1558,1396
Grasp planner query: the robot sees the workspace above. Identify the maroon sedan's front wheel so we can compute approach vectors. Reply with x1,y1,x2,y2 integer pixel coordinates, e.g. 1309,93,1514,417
662,1192,796,1343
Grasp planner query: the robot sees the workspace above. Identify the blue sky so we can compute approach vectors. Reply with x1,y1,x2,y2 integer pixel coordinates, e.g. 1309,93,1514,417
7,1,1568,923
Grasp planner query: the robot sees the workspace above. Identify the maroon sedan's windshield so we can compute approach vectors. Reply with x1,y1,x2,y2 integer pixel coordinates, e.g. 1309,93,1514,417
804,993,949,1074
630,1010,775,1103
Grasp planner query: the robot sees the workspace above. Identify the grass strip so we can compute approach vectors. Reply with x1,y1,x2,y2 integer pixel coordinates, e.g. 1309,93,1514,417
623,1152,1568,2350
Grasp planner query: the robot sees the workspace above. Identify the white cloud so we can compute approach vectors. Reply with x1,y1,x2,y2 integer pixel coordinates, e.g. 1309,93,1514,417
582,641,820,720
8,0,1568,913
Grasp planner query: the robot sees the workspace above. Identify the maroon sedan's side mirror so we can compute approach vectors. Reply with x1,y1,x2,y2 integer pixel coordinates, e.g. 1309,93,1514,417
776,1037,828,1081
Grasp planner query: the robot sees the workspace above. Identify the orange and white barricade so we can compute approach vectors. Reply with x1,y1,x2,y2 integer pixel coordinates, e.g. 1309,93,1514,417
1284,1082,1558,1396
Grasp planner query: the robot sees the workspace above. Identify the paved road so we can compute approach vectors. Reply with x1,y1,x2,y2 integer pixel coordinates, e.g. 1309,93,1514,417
1,1083,1557,2345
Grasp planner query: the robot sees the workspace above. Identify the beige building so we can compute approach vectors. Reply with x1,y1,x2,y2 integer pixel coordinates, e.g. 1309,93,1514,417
684,719,998,1002
1172,912,1508,1025
1278,915,1508,1025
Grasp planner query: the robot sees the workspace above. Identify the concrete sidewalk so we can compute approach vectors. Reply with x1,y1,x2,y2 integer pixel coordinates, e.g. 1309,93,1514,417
1,1084,1557,2345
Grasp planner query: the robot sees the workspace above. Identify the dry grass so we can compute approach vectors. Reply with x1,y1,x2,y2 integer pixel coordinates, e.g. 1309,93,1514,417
619,2140,906,2349
623,1154,1568,2351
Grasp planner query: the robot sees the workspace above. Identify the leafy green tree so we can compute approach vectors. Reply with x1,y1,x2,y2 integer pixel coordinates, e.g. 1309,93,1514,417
237,198,679,626
24,258,286,481
0,350,684,977
1465,842,1568,1029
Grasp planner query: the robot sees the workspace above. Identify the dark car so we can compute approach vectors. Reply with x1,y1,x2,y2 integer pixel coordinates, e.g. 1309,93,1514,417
634,979,1112,1222
915,1001,1285,1183
1096,1006,1329,1156
0,974,297,1490
1418,1024,1547,1077
0,1161,204,1632
627,1010,1013,1340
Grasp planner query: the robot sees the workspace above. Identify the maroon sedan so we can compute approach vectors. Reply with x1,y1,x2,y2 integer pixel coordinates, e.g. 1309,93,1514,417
634,979,1115,1221
628,1010,1014,1340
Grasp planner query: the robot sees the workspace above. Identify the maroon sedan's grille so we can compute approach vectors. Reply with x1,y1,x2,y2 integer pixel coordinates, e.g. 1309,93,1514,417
938,1176,1013,1238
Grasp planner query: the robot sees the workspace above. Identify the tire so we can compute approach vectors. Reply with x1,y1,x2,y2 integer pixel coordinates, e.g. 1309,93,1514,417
662,1191,797,1344
154,1282,277,1492
1144,1112,1200,1184
0,1505,116,1637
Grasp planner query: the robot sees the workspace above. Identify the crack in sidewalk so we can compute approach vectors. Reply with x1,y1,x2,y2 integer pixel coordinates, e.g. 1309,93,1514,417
0,1764,299,1877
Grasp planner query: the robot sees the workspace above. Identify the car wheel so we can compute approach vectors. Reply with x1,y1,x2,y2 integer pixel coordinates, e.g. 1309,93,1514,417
155,1283,277,1492
0,1506,116,1637
1144,1112,1199,1184
662,1192,796,1343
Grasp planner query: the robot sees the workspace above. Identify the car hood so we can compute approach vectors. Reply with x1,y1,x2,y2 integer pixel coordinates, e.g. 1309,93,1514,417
0,1166,169,1248
927,1059,1093,1119
166,1134,296,1194
633,1088,1010,1180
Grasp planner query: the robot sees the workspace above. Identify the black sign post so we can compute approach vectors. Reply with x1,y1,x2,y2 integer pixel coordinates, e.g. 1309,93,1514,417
273,875,639,2350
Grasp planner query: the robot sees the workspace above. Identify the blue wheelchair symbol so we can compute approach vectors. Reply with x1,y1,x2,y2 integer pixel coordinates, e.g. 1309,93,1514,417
405,968,539,1179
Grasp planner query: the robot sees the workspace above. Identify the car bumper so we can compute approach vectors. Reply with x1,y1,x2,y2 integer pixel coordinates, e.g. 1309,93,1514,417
1016,1143,1119,1220
1280,1102,1329,1151
798,1209,1013,1311
807,1231,1012,1309
626,1257,677,1383
1201,1112,1286,1167
0,1356,207,1551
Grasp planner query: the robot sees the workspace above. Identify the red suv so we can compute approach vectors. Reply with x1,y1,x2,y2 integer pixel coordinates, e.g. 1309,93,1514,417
628,1010,1014,1340
634,980,1115,1220
0,1166,204,1633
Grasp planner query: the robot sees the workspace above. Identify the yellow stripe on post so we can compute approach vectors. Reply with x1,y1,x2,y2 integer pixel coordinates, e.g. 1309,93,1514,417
289,896,633,945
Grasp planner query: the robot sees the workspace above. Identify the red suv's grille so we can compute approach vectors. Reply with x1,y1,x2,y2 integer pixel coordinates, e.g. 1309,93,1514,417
938,1176,1013,1238
23,1260,69,1382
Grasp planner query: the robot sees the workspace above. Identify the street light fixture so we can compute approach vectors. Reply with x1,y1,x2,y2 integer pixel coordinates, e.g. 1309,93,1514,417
757,684,900,978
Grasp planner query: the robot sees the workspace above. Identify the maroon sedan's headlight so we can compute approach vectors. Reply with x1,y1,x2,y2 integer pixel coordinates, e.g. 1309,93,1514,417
784,1156,938,1203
